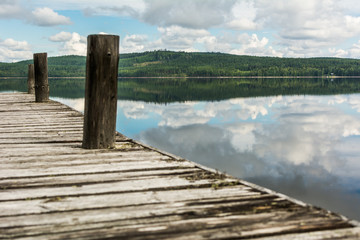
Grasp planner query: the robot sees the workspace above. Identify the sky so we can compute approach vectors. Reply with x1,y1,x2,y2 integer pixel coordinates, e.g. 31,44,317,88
2,0,360,62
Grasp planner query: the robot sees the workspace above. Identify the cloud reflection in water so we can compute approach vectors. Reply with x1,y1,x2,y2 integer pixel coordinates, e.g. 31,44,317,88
122,95,360,221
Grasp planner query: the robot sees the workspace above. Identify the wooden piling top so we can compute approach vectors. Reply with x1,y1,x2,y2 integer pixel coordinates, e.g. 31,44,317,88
0,92,359,239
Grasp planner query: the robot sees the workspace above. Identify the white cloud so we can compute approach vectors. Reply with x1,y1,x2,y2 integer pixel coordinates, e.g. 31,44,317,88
348,41,360,58
338,0,360,15
61,33,87,56
0,2,72,27
121,34,148,53
52,97,85,113
329,48,349,58
254,0,360,57
142,0,236,29
119,26,282,56
0,39,30,51
49,31,73,42
254,95,360,168
2,0,360,58
31,7,72,26
225,122,259,152
329,39,360,59
158,103,215,128
157,26,210,51
201,35,232,53
119,26,214,53
83,5,139,18
225,0,259,30
0,0,24,18
0,38,32,62
32,0,146,13
148,26,282,56
50,32,87,56
229,33,282,57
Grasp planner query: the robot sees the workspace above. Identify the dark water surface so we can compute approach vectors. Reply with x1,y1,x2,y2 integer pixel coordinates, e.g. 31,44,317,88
2,77,360,221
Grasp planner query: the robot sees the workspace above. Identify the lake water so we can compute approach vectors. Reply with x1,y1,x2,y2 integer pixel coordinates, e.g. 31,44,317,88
2,77,360,221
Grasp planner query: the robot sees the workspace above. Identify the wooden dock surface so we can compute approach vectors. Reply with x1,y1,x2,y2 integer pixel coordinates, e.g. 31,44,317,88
1,92,359,239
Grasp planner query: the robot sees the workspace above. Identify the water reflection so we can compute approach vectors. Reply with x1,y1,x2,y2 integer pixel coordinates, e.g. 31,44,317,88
114,94,360,221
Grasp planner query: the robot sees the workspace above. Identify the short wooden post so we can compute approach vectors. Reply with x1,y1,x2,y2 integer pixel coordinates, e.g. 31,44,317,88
33,53,49,102
82,34,120,149
27,64,35,94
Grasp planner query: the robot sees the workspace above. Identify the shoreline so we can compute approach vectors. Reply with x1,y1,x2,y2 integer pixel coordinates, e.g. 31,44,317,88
1,75,360,80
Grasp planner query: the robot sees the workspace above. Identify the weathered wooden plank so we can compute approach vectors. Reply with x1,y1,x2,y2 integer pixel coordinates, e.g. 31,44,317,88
0,94,33,101
0,118,83,124
0,110,81,116
0,114,82,120
0,144,151,159
0,193,333,223
0,201,299,235
0,124,82,130
0,209,352,240
0,104,81,113
0,119,83,125
0,173,239,201
0,159,196,179
0,107,73,114
0,115,81,121
0,185,257,217
0,124,83,131
1,148,162,161
253,227,360,239
0,116,82,122
0,168,202,189
0,154,170,168
0,104,78,111
0,132,83,138
0,157,184,173
0,105,80,112
0,142,78,149
0,137,82,144
0,107,80,113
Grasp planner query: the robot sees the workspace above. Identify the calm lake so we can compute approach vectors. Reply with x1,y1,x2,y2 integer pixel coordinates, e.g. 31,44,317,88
1,77,360,221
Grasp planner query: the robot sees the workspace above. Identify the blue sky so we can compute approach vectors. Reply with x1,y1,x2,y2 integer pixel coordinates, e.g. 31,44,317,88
2,0,360,62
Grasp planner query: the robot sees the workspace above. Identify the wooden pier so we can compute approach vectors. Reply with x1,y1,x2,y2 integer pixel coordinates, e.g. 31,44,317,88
0,92,360,239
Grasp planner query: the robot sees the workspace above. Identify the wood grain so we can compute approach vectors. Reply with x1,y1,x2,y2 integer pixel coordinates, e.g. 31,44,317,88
83,34,119,149
33,53,49,102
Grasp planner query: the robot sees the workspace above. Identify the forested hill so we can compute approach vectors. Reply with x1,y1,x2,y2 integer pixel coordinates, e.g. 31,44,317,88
1,50,360,77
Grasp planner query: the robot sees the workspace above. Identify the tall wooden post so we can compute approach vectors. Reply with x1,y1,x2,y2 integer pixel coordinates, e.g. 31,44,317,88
33,53,49,102
82,34,120,149
27,64,35,94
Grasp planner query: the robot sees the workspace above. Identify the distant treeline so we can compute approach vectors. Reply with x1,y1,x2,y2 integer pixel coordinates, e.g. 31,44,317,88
1,51,360,77
0,56,86,77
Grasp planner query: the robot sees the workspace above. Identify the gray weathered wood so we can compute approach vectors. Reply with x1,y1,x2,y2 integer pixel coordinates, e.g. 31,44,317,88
33,53,49,102
27,64,35,94
83,34,120,149
255,227,360,240
0,159,196,179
